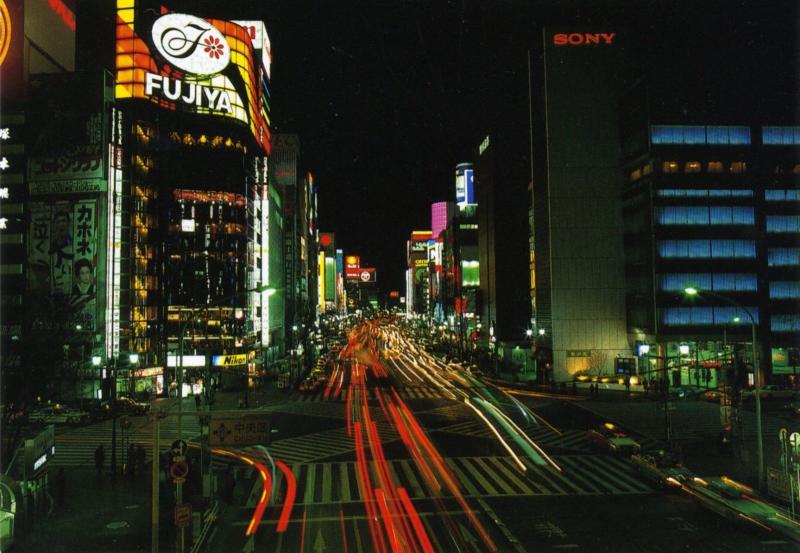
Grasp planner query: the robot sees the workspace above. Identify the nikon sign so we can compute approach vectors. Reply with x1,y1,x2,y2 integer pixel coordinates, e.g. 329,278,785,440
212,354,247,367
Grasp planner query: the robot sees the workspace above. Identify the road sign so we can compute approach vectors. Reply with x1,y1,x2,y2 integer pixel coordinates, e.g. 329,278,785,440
209,416,270,446
790,432,800,451
174,503,192,527
171,439,188,457
170,460,189,483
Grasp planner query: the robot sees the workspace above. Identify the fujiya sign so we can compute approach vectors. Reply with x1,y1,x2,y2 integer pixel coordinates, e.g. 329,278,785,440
147,14,234,114
152,14,231,75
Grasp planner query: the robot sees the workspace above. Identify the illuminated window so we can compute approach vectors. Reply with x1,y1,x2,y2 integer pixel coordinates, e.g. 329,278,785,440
763,126,800,145
685,161,702,173
642,162,653,175
729,161,747,173
768,248,800,266
706,126,751,145
662,161,679,173
461,260,480,287
707,161,723,173
766,215,800,233
658,240,755,258
656,206,754,225
765,189,800,201
772,315,800,331
770,281,800,299
661,306,758,326
629,168,642,181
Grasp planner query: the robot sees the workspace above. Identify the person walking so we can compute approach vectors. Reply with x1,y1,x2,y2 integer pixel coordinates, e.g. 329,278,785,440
194,393,201,410
94,444,105,475
625,377,631,395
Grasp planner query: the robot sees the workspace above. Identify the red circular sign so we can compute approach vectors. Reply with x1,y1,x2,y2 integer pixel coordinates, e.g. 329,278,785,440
170,460,189,482
319,234,332,247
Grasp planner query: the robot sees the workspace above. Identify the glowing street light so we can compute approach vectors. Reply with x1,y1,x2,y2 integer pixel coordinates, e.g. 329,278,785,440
684,286,763,491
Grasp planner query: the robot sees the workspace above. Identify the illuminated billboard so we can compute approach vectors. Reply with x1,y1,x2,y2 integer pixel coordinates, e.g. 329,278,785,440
345,255,360,269
455,163,474,206
28,199,102,332
114,3,271,153
345,267,376,283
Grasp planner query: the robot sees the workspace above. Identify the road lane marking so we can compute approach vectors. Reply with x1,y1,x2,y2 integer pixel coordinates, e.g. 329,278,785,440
322,463,333,503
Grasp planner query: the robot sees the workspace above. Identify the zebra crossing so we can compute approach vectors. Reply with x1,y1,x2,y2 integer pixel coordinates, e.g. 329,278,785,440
50,415,201,467
266,422,399,463
436,419,664,452
285,385,457,404
258,454,652,506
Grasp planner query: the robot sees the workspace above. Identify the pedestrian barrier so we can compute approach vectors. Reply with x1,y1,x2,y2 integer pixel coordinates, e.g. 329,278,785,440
189,499,219,553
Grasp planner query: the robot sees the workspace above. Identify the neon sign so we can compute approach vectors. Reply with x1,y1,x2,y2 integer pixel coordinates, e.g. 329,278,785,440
553,33,616,46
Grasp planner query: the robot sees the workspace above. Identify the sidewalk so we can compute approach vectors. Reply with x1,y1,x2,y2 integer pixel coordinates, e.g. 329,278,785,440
13,468,154,553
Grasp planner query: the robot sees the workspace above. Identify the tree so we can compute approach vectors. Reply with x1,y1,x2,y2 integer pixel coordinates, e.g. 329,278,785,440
588,350,609,375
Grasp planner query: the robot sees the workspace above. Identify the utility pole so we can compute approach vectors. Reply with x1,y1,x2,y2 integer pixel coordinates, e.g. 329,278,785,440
151,408,161,553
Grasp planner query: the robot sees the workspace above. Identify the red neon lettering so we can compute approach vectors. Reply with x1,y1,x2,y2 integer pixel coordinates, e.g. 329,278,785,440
48,0,76,31
552,32,616,46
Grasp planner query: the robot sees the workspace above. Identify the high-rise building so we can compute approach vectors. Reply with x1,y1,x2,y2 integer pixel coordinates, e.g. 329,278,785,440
621,100,800,385
406,230,432,316
475,134,530,351
529,28,630,382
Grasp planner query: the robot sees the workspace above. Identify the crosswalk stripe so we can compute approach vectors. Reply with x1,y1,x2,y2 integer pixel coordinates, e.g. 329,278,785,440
557,456,603,493
396,460,425,499
340,463,352,502
461,458,500,495
322,463,333,503
599,456,652,493
445,458,482,497
528,464,570,494
304,463,317,504
485,456,534,495
473,457,514,494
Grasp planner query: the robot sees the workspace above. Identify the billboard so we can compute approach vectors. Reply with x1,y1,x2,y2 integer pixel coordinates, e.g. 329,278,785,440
345,255,360,269
114,4,271,153
28,72,109,195
455,163,474,206
28,199,101,331
345,267,376,283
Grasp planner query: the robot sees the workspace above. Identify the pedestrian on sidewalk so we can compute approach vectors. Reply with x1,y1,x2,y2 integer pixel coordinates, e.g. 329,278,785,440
625,377,631,395
194,394,201,410
54,467,66,507
94,444,105,475
643,378,649,397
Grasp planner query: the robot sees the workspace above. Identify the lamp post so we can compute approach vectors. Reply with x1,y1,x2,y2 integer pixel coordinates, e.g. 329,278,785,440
685,287,763,491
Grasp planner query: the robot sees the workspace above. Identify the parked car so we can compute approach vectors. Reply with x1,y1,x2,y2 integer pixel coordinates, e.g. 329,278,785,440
669,386,704,400
104,397,150,415
587,422,642,456
29,405,90,425
631,450,691,490
66,398,112,421
702,387,725,403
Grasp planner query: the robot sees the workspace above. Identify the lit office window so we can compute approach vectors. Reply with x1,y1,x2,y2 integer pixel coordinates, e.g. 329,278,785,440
763,126,800,145
771,315,800,332
729,161,747,173
659,273,712,291
662,161,680,173
706,126,751,145
685,161,702,173
711,240,756,258
708,189,753,198
707,161,724,173
657,206,754,225
661,307,713,325
711,273,758,291
766,215,800,233
713,306,759,324
710,206,755,225
770,281,800,299
765,189,800,201
768,248,800,266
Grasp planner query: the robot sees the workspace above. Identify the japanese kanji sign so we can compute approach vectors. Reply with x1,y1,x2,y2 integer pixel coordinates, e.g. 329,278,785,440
209,417,270,446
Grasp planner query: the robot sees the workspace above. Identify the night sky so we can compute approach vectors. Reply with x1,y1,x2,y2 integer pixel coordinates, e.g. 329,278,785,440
185,0,797,295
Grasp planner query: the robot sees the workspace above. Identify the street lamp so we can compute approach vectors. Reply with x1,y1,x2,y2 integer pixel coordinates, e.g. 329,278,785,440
685,286,763,491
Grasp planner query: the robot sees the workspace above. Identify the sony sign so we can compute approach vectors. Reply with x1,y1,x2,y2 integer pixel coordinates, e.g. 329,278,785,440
147,14,234,114
552,32,616,46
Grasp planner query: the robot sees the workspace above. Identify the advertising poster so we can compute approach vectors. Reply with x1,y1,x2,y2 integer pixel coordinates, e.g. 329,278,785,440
27,72,108,195
28,200,100,331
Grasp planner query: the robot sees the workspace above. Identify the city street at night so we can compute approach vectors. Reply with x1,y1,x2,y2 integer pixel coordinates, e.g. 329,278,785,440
1,0,799,552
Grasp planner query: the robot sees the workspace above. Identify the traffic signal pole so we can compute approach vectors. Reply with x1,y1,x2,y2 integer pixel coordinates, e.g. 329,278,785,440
151,409,161,553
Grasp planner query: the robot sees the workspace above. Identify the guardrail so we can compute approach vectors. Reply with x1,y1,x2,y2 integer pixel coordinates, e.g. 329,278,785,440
189,499,219,553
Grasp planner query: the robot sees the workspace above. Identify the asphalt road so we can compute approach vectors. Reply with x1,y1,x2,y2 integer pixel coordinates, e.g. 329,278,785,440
205,321,779,552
